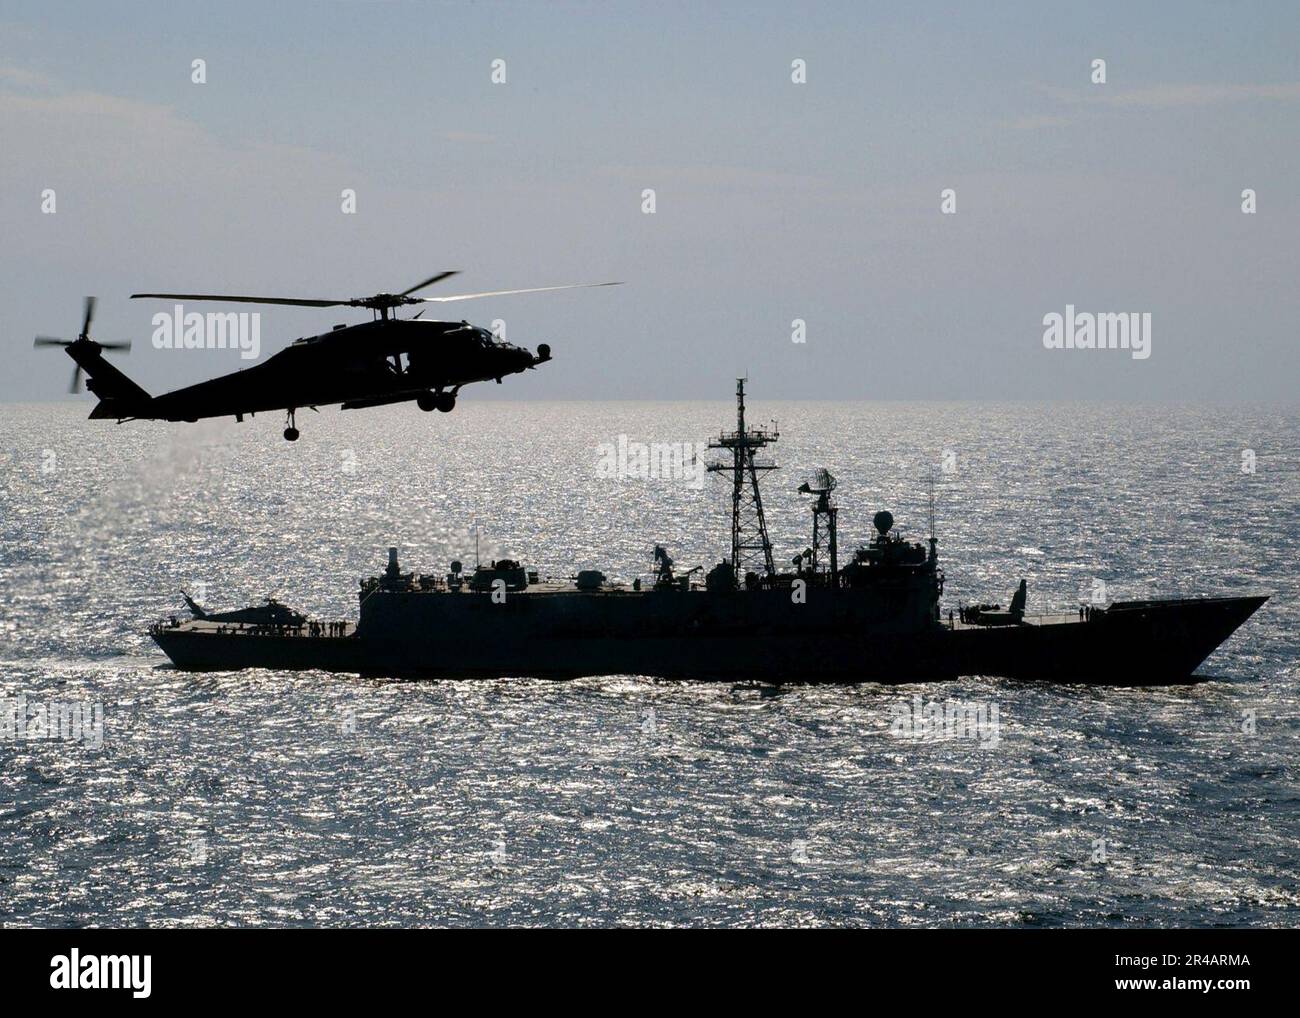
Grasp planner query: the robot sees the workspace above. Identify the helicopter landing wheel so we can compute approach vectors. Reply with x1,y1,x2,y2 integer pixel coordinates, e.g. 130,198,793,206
283,408,300,441
435,392,456,413
283,427,300,442
416,391,437,412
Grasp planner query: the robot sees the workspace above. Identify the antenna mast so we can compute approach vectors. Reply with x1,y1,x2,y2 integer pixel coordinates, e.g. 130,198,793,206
799,469,839,585
926,466,938,561
708,379,778,577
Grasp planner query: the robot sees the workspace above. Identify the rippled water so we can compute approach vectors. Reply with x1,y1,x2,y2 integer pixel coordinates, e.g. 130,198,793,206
1,400,1297,927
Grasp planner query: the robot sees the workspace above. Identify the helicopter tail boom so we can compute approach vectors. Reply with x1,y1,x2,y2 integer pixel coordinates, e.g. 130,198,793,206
69,343,154,420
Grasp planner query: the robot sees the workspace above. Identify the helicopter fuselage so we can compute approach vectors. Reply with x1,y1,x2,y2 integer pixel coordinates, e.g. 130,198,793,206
94,318,548,422
45,274,612,438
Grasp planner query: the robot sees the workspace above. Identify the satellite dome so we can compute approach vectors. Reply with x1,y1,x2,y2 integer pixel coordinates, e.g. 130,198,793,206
873,510,894,535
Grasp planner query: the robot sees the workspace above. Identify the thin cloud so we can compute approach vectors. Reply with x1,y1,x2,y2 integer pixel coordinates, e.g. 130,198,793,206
1044,82,1300,108
0,63,53,88
1002,114,1072,130
441,130,496,144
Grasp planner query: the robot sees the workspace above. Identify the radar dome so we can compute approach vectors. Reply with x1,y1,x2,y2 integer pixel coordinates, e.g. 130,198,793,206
873,510,894,535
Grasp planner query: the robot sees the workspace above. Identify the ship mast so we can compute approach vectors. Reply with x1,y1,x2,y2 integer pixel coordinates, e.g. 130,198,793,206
708,378,778,577
925,466,939,562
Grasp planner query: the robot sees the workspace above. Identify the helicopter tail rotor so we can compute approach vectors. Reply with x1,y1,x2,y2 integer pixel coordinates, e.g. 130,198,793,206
34,297,133,393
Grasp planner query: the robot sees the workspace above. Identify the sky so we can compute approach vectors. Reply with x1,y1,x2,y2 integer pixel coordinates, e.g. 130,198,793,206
1,0,1298,402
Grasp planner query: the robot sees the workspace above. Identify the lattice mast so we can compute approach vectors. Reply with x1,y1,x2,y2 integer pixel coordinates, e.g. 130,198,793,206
708,379,778,576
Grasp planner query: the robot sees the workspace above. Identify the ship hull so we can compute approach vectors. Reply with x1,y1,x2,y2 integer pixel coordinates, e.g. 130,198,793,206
150,593,1267,685
947,595,1269,684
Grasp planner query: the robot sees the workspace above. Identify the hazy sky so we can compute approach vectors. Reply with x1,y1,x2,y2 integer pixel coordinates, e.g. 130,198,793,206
2,1,1297,402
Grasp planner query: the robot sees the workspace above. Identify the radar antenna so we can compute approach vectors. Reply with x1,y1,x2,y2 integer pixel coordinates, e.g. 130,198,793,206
797,468,839,584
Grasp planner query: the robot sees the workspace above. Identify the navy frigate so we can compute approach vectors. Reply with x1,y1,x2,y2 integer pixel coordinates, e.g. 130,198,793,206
150,381,1268,684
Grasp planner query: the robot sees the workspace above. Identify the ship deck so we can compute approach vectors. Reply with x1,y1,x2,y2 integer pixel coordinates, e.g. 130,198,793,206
157,620,359,637
158,607,1097,637
947,610,1090,631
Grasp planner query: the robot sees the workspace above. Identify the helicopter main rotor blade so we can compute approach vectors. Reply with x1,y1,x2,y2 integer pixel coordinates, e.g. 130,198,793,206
131,279,621,312
416,281,622,303
131,293,350,307
399,271,460,297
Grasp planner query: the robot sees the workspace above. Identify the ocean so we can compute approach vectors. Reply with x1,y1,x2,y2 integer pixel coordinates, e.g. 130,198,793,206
1,399,1297,927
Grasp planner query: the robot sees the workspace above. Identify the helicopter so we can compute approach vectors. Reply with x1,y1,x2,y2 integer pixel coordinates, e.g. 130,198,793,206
34,272,619,440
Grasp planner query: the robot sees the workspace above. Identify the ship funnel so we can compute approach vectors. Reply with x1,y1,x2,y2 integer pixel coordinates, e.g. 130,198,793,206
387,547,400,576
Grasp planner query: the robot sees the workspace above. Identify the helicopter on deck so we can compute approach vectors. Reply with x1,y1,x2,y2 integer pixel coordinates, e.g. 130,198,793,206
34,272,619,440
